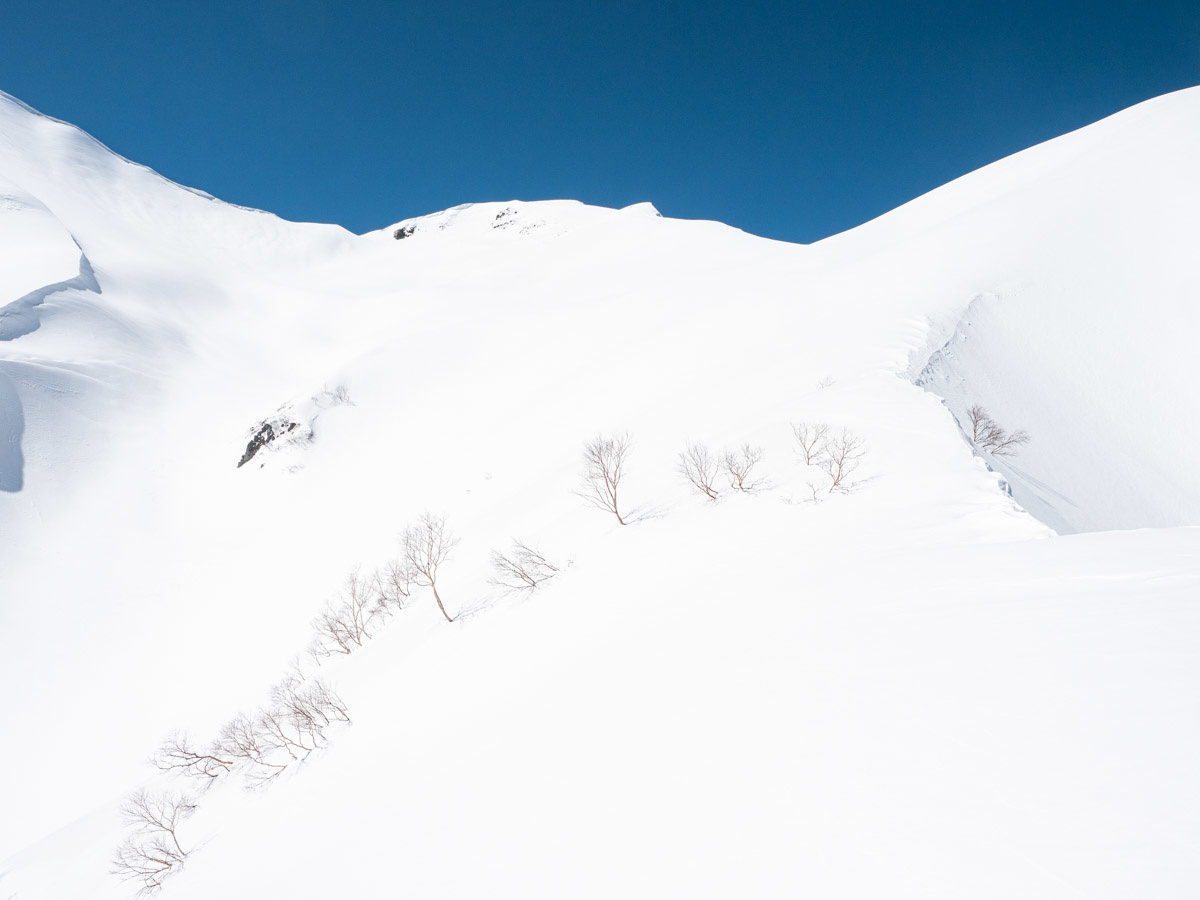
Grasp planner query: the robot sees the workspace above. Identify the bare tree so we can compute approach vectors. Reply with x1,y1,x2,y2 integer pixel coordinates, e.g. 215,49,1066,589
215,713,289,788
213,674,351,789
792,422,830,465
967,405,1031,457
579,432,632,524
111,790,196,895
374,557,416,612
302,677,352,726
151,732,233,784
722,443,765,492
254,676,350,765
678,443,721,500
490,540,559,593
403,513,459,623
271,674,351,731
819,428,866,492
308,572,380,659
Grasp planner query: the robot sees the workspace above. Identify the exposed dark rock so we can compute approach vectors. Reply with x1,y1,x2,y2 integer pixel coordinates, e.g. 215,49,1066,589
238,419,298,468
393,225,416,240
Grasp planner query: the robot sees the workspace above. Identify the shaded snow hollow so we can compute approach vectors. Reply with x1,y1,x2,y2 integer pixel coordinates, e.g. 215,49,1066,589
1,86,1200,899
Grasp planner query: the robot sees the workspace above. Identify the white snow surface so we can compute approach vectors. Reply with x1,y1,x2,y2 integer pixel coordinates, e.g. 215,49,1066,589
1,85,1199,898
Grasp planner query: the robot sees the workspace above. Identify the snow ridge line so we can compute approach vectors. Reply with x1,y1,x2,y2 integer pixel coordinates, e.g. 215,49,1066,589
0,247,101,342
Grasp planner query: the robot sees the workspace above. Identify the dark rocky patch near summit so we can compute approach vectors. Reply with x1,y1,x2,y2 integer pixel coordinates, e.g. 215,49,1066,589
238,420,298,468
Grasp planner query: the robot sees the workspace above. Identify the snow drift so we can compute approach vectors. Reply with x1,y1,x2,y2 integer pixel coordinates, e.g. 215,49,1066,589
1,86,1199,899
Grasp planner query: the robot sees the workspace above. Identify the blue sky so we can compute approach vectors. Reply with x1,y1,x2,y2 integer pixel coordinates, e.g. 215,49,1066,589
2,0,1198,242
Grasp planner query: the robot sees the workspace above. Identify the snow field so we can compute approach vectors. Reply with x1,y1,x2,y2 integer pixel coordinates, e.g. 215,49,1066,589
2,85,1200,897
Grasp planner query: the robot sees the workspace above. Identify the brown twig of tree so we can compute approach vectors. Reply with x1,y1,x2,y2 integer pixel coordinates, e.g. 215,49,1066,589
403,512,459,623
579,432,632,524
111,790,197,896
489,540,559,593
820,428,866,492
151,732,233,785
967,405,1031,457
723,443,765,492
678,443,721,500
792,422,830,465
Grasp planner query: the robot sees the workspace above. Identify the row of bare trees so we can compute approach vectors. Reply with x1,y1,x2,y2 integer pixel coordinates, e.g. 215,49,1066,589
580,426,869,512
792,423,867,493
585,406,1028,514
678,442,766,500
306,516,559,644
114,509,569,893
116,407,1024,894
306,513,459,662
112,790,197,896
151,676,352,790
112,504,572,896
113,672,352,894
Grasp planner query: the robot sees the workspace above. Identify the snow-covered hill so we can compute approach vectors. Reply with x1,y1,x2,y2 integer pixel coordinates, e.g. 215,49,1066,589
1,86,1198,898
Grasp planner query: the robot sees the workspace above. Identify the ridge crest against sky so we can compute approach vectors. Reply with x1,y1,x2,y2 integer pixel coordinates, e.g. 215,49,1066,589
2,0,1198,242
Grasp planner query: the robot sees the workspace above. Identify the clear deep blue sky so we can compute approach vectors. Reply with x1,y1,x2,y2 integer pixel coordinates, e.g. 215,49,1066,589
2,0,1198,242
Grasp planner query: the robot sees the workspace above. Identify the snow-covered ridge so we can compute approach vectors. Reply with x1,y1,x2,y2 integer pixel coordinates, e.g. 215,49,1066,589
366,198,665,243
2,86,1199,899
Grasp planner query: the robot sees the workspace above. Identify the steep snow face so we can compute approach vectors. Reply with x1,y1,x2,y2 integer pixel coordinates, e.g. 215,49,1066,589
1,86,1199,900
807,88,1200,533
0,90,360,513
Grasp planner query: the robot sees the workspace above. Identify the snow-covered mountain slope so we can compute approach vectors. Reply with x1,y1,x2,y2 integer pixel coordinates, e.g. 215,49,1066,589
817,88,1200,533
1,86,1199,899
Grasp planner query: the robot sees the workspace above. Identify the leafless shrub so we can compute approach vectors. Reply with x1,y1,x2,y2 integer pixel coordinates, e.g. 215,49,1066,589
374,557,416,611
792,422,830,465
255,676,348,763
579,432,632,524
967,405,1031,457
214,676,351,788
819,428,866,492
403,512,459,623
111,790,196,895
308,572,380,659
490,540,559,593
678,443,721,500
816,376,836,390
271,674,351,731
304,677,352,725
254,705,318,763
215,713,289,788
722,443,765,492
151,732,233,784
